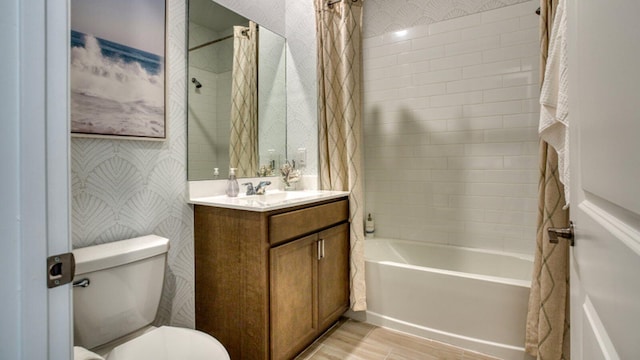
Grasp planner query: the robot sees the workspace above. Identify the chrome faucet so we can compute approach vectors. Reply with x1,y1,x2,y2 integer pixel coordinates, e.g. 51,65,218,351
255,181,271,195
242,181,271,195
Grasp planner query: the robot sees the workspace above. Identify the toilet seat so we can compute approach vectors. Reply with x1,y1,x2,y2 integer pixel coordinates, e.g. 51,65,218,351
106,326,230,360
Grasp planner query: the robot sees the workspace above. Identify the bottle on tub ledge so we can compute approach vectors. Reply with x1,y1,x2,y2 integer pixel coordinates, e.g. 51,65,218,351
365,213,375,238
226,168,239,197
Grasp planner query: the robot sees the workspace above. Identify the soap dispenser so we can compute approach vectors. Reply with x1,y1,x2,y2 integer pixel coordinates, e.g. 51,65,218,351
226,168,239,197
365,213,375,237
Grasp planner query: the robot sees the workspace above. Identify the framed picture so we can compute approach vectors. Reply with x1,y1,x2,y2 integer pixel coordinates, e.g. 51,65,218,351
70,0,167,140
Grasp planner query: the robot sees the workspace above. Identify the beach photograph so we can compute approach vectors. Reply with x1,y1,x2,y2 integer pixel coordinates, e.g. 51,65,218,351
70,0,166,139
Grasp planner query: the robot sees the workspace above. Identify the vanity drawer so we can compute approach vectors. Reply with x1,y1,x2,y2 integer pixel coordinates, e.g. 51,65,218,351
269,199,348,245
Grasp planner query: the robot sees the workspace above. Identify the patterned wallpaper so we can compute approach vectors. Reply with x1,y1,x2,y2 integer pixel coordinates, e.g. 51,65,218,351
70,0,295,329
363,0,530,38
71,0,193,327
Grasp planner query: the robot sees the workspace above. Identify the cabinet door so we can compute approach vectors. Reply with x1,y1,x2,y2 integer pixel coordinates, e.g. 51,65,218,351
317,223,350,330
270,234,318,360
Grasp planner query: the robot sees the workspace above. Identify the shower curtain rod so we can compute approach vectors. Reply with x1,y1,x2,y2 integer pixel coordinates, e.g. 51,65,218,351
189,35,233,52
188,26,256,52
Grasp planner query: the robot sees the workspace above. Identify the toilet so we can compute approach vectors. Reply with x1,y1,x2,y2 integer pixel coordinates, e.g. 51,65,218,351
72,235,230,360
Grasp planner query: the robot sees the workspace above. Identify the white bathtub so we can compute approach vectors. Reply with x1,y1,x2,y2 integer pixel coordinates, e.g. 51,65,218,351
348,238,535,360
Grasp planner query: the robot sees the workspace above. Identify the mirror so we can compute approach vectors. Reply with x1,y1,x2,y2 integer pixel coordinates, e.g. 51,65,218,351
187,0,287,180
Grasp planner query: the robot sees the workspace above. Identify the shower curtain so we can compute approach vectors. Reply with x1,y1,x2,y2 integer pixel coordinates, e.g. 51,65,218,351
229,22,258,178
316,0,366,311
525,0,570,358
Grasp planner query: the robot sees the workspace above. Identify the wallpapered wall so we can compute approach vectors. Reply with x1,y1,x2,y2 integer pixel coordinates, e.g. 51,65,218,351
70,0,525,328
71,0,193,327
70,0,291,328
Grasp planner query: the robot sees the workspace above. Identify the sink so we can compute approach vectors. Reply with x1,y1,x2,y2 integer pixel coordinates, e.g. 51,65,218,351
238,190,321,206
189,190,349,212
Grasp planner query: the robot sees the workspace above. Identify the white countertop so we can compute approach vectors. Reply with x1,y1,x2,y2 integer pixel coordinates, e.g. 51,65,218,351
189,190,349,212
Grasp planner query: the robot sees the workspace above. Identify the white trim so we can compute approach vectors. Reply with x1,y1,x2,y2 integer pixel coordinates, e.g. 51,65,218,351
20,0,49,358
17,0,73,359
46,0,73,359
0,0,22,357
580,195,640,257
583,297,621,360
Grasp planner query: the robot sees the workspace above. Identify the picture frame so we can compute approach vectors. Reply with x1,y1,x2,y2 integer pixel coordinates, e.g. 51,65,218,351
70,0,167,140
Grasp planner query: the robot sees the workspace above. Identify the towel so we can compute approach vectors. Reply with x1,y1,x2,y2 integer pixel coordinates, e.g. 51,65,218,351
539,0,570,206
73,346,105,360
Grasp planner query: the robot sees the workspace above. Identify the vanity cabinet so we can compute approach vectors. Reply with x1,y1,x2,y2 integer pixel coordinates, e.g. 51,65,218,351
270,222,349,360
194,197,349,360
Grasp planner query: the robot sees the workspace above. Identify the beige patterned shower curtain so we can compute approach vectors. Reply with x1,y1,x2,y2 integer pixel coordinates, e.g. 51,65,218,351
525,0,570,358
316,0,366,311
229,22,258,178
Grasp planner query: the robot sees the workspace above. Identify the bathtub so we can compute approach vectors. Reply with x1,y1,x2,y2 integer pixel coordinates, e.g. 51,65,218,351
348,238,534,360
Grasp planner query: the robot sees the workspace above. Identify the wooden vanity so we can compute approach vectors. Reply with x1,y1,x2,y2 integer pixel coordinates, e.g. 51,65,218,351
194,196,350,360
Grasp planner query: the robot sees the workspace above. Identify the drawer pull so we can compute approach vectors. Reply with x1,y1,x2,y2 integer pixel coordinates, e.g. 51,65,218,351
317,239,326,260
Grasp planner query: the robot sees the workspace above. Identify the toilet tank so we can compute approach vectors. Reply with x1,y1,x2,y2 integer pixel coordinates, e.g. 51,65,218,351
72,235,170,350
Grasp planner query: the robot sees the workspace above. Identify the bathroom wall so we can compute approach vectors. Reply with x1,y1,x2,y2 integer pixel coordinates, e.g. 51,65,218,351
363,1,540,254
71,0,193,327
364,0,530,38
276,1,535,184
71,0,308,329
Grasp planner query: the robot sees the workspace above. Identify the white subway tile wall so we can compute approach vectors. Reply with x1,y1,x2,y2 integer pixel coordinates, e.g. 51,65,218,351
363,1,540,254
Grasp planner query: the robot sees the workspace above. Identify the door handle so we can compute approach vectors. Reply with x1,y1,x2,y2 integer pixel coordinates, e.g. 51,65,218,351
548,221,574,246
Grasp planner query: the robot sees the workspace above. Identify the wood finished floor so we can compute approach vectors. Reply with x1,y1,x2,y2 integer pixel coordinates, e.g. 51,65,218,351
295,318,502,360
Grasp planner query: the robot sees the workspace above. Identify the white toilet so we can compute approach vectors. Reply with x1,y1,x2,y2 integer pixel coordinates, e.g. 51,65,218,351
72,235,230,360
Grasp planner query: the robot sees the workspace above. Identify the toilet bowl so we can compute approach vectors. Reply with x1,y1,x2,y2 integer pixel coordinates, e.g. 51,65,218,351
72,235,230,360
106,326,228,360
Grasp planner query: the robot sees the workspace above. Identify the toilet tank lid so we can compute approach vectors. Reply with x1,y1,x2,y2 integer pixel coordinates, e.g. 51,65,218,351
73,235,170,275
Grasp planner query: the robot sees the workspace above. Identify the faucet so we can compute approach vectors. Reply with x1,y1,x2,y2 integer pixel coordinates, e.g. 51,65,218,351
255,181,271,195
242,181,271,195
242,182,256,195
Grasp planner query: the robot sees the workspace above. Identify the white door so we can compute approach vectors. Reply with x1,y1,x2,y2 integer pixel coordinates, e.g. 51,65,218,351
7,0,73,359
568,0,640,358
